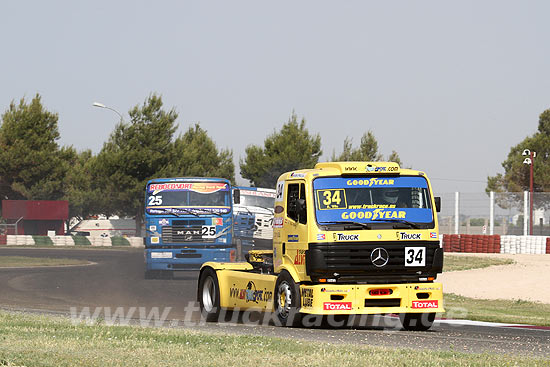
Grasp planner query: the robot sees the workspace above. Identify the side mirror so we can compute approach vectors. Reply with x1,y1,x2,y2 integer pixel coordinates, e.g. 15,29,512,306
434,197,441,213
233,189,240,205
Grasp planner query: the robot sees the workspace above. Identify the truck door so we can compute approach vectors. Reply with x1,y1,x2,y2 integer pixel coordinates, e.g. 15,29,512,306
283,181,308,278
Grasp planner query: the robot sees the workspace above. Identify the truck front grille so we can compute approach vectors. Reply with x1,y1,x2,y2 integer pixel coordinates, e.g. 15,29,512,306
162,226,214,244
306,241,442,283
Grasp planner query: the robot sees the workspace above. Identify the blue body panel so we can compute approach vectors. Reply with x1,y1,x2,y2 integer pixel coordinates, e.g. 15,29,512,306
144,177,237,270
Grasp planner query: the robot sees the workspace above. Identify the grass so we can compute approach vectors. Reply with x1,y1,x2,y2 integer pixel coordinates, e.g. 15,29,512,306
444,293,550,327
443,254,514,272
0,311,547,367
0,256,90,268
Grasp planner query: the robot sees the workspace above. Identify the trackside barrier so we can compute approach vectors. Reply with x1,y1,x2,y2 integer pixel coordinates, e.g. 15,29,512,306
442,235,550,254
0,235,145,248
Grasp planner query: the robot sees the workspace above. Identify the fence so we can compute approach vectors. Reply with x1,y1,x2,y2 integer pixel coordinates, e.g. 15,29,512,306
438,192,550,236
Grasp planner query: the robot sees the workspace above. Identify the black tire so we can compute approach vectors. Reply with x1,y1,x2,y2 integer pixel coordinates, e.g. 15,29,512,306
274,271,302,327
399,312,435,331
198,267,221,322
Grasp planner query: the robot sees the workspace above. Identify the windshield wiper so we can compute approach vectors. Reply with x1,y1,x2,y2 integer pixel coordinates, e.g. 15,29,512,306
320,221,371,230
371,219,420,229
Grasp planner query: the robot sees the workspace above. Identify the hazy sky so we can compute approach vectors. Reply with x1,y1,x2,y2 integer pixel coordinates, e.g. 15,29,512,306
1,1,549,194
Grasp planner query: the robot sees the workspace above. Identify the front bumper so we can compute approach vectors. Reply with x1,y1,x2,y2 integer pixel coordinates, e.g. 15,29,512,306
299,282,444,315
146,247,235,270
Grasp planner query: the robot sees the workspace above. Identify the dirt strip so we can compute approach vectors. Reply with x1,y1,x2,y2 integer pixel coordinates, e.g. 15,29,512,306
440,254,550,304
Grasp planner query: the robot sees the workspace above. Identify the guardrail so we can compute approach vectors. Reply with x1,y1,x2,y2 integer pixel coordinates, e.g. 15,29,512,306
0,235,144,248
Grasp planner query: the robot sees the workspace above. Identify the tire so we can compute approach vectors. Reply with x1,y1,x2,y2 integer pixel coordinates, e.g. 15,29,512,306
198,267,221,322
399,312,435,331
274,271,302,327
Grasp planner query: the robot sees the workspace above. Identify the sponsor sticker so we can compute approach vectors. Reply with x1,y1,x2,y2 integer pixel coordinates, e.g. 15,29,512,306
288,234,299,242
341,209,406,220
294,250,305,265
412,300,439,309
229,281,273,303
240,189,276,198
149,225,157,231
320,288,349,293
151,237,160,244
273,217,284,228
398,232,422,240
345,178,395,187
290,172,305,178
149,182,227,195
302,288,314,307
323,302,352,311
333,233,359,241
317,233,326,241
159,218,169,226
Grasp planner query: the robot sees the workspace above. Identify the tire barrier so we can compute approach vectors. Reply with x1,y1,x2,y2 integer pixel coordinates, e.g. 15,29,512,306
0,235,145,248
442,234,501,253
443,234,550,254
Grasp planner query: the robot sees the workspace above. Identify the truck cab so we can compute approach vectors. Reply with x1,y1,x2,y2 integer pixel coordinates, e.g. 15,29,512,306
144,177,241,278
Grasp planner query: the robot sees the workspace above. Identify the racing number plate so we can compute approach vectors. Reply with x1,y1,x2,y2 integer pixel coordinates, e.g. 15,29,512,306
202,226,216,238
404,247,425,267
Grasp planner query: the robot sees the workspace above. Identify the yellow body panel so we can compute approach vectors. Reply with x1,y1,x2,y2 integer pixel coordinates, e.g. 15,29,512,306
214,268,277,311
299,282,444,315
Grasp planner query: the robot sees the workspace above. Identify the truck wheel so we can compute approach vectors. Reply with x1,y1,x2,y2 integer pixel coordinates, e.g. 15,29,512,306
274,271,302,327
198,267,221,322
399,312,435,331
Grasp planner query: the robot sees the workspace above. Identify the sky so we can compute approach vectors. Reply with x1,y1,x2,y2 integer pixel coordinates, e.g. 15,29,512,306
1,1,549,195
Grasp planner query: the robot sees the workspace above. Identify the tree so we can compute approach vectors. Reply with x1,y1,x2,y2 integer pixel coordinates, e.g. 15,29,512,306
240,112,322,188
487,107,550,209
0,94,72,200
92,94,178,235
166,123,235,182
63,149,102,221
332,131,402,165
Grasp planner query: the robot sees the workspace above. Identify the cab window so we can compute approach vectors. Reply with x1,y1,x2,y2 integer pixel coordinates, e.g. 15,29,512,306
287,183,307,224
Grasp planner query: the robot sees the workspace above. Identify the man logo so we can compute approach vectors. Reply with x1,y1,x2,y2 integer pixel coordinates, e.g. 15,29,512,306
371,247,389,267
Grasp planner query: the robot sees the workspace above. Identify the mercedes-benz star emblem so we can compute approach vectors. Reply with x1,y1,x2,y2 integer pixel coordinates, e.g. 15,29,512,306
371,247,389,267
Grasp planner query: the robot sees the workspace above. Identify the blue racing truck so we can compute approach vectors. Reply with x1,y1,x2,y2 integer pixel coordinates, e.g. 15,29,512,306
144,177,249,278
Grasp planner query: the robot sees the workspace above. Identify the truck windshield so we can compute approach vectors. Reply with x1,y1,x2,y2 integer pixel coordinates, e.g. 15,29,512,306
146,182,230,215
313,176,434,226
239,189,276,209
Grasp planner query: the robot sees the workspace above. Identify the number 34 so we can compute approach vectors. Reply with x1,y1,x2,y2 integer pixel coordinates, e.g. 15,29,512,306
405,247,425,267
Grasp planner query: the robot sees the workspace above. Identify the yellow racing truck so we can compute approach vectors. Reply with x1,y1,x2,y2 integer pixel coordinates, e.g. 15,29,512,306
197,162,444,330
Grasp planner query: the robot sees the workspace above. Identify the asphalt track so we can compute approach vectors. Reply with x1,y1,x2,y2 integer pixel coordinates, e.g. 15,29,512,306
0,247,549,357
